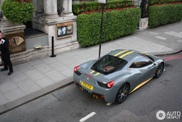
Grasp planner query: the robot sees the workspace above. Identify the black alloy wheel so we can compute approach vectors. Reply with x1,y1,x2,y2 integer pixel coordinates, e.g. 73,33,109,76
115,84,130,104
154,63,164,78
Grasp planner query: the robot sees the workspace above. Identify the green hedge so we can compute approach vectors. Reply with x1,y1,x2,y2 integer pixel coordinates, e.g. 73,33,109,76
77,7,140,47
72,0,134,15
149,4,182,28
150,0,181,5
2,0,34,24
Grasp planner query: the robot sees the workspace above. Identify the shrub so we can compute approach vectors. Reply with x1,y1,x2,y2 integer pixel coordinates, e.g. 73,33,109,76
72,0,134,15
77,7,140,47
149,4,182,28
2,0,34,24
150,0,181,5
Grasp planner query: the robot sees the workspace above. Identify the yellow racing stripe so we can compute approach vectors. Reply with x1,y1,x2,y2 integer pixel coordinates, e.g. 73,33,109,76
94,72,100,76
90,70,95,74
130,77,153,94
114,50,128,56
119,51,134,58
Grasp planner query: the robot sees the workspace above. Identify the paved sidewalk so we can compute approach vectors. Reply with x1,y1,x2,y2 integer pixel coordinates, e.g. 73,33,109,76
0,22,182,114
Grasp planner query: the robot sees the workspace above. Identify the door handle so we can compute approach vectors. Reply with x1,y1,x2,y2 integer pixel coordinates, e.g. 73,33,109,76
148,64,155,69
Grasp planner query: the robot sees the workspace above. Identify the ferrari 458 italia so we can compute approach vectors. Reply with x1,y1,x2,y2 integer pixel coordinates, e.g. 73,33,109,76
73,49,164,104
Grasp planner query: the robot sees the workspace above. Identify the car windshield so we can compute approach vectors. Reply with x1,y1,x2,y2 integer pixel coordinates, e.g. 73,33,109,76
91,55,128,75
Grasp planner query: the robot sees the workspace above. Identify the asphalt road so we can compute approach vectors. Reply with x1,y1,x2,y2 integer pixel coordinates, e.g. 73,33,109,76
0,57,182,122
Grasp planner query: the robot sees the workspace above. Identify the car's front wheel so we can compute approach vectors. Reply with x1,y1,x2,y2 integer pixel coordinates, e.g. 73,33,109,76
115,83,130,104
154,63,164,78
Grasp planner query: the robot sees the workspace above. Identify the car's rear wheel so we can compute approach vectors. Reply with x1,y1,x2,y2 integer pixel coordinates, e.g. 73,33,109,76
154,63,164,78
115,83,130,104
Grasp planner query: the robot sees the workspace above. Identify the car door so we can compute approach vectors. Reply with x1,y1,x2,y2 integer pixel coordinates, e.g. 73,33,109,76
129,55,155,86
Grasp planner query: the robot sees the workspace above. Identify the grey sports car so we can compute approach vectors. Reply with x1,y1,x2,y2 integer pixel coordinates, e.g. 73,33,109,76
73,49,164,104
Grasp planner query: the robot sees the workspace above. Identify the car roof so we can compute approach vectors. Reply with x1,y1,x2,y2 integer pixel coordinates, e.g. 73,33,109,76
108,49,141,61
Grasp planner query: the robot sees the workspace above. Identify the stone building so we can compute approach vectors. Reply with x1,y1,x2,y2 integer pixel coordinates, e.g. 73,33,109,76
0,0,78,64
31,0,78,55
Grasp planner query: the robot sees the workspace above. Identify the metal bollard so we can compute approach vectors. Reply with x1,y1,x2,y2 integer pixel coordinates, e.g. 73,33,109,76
50,36,56,57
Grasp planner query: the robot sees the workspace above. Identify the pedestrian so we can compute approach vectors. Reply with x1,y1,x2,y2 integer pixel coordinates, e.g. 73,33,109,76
0,30,13,75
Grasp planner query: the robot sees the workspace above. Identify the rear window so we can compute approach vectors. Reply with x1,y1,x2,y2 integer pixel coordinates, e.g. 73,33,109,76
91,55,127,75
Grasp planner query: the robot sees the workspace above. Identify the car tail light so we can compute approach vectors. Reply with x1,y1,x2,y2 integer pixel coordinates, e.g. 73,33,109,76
74,65,80,72
75,81,79,85
107,81,115,88
100,95,104,99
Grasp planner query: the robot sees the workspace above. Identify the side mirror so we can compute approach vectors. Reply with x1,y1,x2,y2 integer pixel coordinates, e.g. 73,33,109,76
153,62,158,66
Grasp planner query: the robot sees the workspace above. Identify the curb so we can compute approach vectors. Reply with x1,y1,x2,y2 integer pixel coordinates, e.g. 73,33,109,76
0,77,73,115
149,49,182,57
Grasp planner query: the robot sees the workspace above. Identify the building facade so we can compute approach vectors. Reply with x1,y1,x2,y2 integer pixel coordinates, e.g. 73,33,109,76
0,0,79,64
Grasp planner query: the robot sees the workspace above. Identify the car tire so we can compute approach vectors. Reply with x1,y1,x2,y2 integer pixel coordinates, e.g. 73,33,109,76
154,63,164,78
115,83,130,104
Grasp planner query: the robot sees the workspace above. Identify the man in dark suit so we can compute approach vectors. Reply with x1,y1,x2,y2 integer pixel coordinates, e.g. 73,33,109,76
0,30,13,75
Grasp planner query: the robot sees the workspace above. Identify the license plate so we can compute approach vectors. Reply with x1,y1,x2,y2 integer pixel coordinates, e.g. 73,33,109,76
81,81,93,90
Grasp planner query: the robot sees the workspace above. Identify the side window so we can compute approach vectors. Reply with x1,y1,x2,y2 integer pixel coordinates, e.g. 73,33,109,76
130,56,152,68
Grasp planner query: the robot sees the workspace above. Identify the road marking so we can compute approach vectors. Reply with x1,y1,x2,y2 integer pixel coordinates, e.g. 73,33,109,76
156,36,167,40
163,54,182,61
79,112,96,122
165,31,182,38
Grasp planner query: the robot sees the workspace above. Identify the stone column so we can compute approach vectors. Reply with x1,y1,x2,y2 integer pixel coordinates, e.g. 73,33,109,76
0,0,4,7
133,0,142,6
63,0,73,15
0,0,4,19
43,0,59,19
68,0,73,14
57,0,64,16
32,0,44,16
